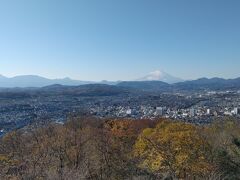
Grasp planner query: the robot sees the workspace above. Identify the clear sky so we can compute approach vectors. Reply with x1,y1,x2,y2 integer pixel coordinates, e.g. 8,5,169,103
0,0,239,81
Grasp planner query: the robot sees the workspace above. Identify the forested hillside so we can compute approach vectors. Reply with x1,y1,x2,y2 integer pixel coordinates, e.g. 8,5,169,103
0,117,240,180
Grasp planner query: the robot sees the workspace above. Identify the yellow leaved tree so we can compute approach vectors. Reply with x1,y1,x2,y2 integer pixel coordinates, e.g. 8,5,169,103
133,120,213,179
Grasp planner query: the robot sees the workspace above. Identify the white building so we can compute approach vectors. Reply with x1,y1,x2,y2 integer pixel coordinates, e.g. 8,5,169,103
190,108,195,117
126,109,132,115
156,107,164,116
234,107,239,115
207,109,211,115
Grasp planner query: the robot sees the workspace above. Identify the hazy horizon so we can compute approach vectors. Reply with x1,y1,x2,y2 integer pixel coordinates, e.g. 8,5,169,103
1,0,240,81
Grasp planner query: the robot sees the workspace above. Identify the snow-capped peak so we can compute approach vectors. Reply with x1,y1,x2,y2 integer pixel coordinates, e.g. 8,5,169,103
138,70,183,84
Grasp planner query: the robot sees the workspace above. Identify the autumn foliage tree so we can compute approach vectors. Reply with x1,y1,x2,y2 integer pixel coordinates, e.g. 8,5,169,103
133,120,214,179
0,117,240,180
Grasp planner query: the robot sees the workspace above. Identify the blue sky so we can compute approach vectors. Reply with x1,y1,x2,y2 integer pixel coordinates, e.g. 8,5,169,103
0,0,239,81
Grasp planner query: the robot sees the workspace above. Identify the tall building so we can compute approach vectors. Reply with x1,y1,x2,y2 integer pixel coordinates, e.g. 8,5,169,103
207,109,211,115
190,108,195,117
234,107,239,115
156,107,164,116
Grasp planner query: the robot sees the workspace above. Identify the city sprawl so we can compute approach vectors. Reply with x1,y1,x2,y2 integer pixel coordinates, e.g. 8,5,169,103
0,84,240,136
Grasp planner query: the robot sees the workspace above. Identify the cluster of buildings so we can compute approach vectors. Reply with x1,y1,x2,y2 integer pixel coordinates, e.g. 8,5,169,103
0,89,240,136
89,105,240,124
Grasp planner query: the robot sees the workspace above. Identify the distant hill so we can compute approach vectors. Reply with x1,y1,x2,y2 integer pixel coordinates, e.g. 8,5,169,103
174,77,240,91
0,75,94,88
117,81,170,91
40,84,132,96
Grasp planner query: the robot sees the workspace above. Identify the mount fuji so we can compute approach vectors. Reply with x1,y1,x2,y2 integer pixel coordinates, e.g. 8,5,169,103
138,70,183,84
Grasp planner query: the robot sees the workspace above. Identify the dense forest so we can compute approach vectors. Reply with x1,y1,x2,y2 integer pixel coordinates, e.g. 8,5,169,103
0,117,240,180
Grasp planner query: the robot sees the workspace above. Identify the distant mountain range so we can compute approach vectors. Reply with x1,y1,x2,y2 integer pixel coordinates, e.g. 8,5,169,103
0,73,240,92
0,70,182,87
0,70,180,87
0,75,114,88
118,77,240,92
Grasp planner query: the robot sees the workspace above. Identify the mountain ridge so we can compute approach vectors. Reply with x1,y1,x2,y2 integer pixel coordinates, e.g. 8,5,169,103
0,74,240,90
0,75,94,87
